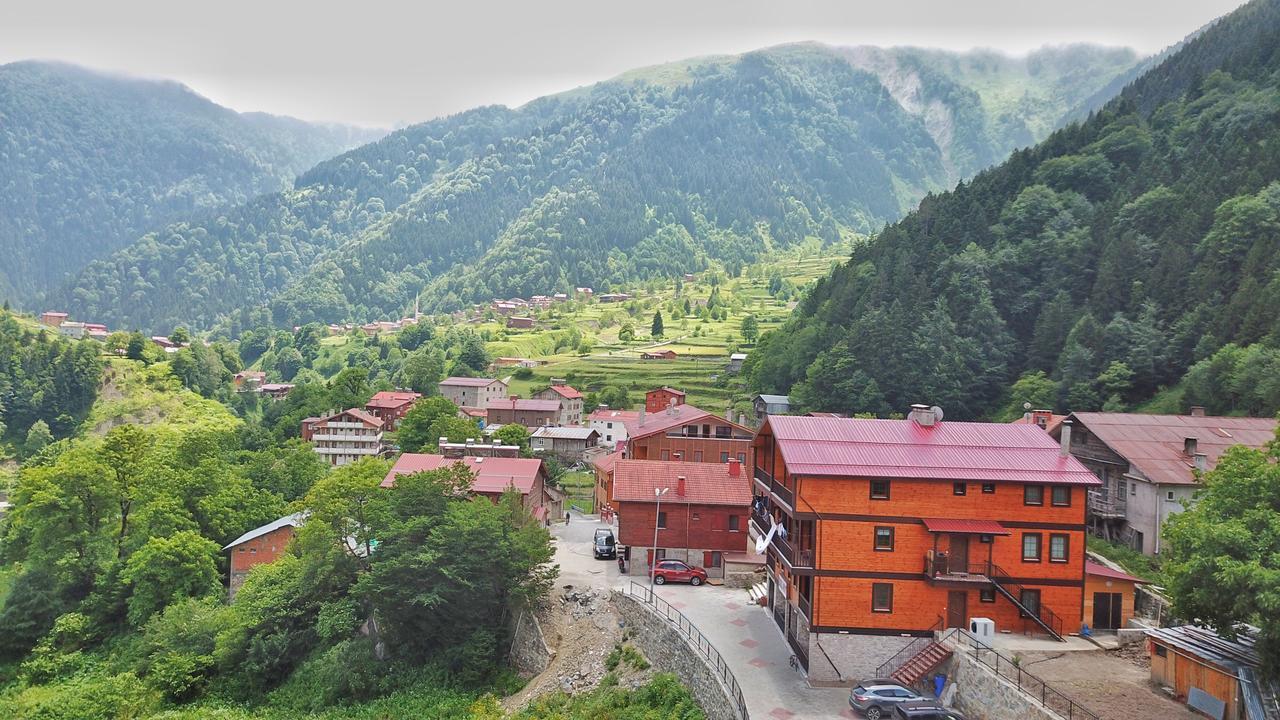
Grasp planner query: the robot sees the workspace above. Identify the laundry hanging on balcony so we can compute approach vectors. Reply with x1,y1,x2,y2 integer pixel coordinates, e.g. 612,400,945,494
755,518,778,555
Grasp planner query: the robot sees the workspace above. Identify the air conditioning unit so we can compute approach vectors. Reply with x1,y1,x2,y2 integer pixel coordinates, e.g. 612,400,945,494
969,617,995,645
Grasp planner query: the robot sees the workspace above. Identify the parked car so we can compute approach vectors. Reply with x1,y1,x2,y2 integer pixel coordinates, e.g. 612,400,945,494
593,529,616,559
893,700,966,720
651,559,707,586
848,681,924,719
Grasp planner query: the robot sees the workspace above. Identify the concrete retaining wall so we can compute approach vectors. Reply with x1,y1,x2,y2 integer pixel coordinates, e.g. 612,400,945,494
944,649,1066,720
805,632,916,685
612,590,740,720
508,606,554,676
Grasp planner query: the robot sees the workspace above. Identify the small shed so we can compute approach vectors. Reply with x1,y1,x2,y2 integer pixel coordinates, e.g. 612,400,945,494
1083,558,1146,631
1146,625,1271,720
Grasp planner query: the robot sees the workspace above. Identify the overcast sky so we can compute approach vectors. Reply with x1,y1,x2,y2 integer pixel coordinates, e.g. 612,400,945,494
0,0,1247,128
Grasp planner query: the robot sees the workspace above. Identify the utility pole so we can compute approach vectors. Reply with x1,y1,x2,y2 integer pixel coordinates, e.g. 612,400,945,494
649,486,669,601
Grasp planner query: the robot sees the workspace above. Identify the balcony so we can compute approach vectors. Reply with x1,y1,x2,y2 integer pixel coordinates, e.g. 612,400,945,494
924,552,991,584
752,506,814,569
310,433,381,442
1088,490,1127,519
313,446,381,456
798,593,812,622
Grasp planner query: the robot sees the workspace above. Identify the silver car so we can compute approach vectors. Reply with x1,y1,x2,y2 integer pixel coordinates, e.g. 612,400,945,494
848,681,924,719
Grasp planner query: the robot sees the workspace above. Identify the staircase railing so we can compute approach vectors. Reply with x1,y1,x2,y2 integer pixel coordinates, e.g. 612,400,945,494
940,628,1099,720
986,562,1066,640
874,616,945,678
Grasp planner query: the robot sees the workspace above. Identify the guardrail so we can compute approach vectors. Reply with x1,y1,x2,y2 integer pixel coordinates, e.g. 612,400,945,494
626,581,750,720
875,616,944,678
941,628,1100,720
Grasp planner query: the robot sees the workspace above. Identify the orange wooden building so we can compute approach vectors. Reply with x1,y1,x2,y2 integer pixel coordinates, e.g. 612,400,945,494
751,406,1099,681
224,512,305,599
627,403,753,465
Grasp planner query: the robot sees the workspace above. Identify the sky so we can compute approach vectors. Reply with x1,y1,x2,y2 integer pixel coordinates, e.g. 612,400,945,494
0,0,1249,128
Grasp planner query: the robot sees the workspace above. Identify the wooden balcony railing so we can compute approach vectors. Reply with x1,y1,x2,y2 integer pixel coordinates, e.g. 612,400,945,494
1088,490,1126,518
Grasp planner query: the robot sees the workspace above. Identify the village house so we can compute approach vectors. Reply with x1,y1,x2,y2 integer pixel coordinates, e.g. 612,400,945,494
506,316,536,329
598,292,631,303
588,407,638,448
531,426,600,461
1146,625,1273,720
38,311,68,328
224,512,305,598
1013,409,1067,434
438,376,508,408
532,382,584,425
493,356,542,369
259,383,294,400
641,349,678,360
84,323,109,341
576,287,593,297
626,401,753,465
645,387,686,413
612,458,753,582
301,409,384,466
485,396,561,428
727,353,748,373
752,393,791,421
1052,409,1278,555
57,321,86,339
232,370,267,392
751,407,1098,681
457,406,488,423
439,440,521,458
381,453,560,522
592,449,623,514
363,390,421,429
151,336,181,353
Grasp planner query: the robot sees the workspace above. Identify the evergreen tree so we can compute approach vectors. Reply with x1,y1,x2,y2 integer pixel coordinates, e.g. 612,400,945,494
651,311,664,339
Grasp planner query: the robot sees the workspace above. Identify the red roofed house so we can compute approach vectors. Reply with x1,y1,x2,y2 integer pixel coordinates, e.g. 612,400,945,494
39,311,68,328
381,453,560,522
301,409,384,466
1012,409,1067,434
233,370,267,391
224,512,305,599
364,390,421,429
751,405,1099,681
1083,559,1146,631
645,386,686,413
641,349,678,360
532,382,584,425
438,377,508,408
612,458,752,581
626,402,753,466
1054,409,1278,555
589,408,640,448
486,397,562,428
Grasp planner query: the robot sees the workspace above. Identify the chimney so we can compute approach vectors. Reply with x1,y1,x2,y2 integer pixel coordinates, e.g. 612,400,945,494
909,404,935,427
1059,420,1072,456
1189,406,1207,418
439,436,448,446
1184,437,1198,456
638,407,646,426
676,476,686,497
1194,453,1208,472
728,458,741,477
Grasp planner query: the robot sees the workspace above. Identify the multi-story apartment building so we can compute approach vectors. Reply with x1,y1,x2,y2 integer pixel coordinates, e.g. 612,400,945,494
438,377,508,408
485,397,561,428
364,390,421,429
751,406,1098,681
532,383,584,426
301,409,384,466
626,403,753,465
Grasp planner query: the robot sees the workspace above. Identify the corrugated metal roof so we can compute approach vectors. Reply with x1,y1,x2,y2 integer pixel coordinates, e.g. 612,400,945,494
532,426,598,440
921,518,1010,535
366,391,421,408
1070,412,1278,486
756,394,791,405
381,453,543,494
592,449,623,473
1146,625,1261,672
314,407,384,429
224,512,306,550
764,416,1098,485
612,459,751,506
1085,559,1146,584
544,385,583,399
628,404,716,439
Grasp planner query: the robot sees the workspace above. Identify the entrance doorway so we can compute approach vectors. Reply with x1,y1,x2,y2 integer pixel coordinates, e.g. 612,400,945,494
947,591,968,629
1092,592,1123,630
949,535,969,570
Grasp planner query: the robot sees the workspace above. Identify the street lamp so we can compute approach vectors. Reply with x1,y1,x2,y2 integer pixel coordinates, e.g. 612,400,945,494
649,486,670,601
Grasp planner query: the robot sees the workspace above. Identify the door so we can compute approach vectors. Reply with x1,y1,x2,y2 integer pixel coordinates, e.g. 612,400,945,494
947,591,968,629
950,535,969,571
1092,592,1123,629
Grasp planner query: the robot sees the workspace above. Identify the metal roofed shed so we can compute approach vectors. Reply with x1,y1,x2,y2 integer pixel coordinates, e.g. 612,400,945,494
224,512,307,550
1146,625,1278,720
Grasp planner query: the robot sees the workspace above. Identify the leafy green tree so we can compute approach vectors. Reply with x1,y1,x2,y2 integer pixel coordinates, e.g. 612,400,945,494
275,347,305,381
397,396,461,452
740,314,759,344
994,371,1060,422
122,530,221,626
169,326,191,345
401,346,446,394
25,420,53,455
398,323,435,351
102,425,154,558
455,333,490,374
125,332,149,362
328,367,371,410
651,311,664,338
618,324,636,343
493,423,531,453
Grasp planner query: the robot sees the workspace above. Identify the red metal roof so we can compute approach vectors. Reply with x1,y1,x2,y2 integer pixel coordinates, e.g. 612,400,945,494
921,518,1010,535
1067,412,1278,486
315,407,384,429
366,391,421,409
441,376,502,387
1085,559,1146,584
611,459,751,506
592,449,623,474
381,453,543,494
544,385,583,399
486,398,562,412
762,416,1099,485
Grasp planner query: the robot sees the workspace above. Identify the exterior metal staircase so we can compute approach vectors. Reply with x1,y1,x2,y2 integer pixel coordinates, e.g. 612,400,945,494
889,642,953,686
986,562,1067,641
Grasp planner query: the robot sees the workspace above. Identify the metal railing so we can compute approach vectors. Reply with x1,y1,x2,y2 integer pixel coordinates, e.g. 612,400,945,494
626,581,750,720
875,616,945,678
924,554,993,579
986,562,1066,640
941,628,1100,720
1087,490,1126,517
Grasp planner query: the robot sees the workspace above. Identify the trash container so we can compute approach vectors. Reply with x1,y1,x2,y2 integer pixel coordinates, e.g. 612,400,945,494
933,674,947,698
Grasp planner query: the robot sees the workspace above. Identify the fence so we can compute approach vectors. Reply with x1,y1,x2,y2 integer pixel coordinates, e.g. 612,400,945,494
625,581,750,720
941,628,1100,720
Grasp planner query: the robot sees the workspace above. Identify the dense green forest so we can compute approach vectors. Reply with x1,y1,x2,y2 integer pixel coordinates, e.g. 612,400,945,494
748,0,1280,420
60,44,1141,333
0,314,102,449
0,61,382,306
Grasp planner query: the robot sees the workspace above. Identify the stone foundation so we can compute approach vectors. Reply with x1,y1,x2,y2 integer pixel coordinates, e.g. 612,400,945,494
943,646,1067,720
508,605,554,676
804,631,916,685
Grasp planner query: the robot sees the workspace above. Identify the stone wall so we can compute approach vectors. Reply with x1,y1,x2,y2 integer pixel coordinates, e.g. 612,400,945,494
943,648,1066,720
804,632,915,685
508,605,554,676
612,590,740,720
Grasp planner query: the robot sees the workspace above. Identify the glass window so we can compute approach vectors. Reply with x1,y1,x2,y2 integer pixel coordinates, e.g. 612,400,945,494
980,587,996,603
871,583,893,613
954,482,967,496
728,515,740,531
1024,485,1044,506
657,511,667,529
870,480,890,499
1022,533,1042,561
874,526,895,551
1050,534,1069,562
1051,486,1071,506
982,483,996,494
720,452,730,462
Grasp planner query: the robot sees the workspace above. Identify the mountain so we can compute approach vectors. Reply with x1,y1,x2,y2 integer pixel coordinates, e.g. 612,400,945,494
0,61,384,304
747,0,1280,420
59,43,1142,333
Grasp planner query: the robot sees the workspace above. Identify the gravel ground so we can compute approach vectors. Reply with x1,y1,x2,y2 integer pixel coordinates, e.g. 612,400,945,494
1017,646,1199,720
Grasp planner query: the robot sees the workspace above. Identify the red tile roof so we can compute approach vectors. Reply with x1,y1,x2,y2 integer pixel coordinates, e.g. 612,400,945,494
763,416,1099,485
611,459,752,506
921,518,1010,535
628,404,715,440
1085,559,1146,584
1067,412,1278,486
366,391,421,409
486,398,562,412
592,450,623,474
381,453,543,494
441,376,502,387
544,385,583,400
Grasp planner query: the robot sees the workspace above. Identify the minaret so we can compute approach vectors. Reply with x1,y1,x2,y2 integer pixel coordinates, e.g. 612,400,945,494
414,293,421,320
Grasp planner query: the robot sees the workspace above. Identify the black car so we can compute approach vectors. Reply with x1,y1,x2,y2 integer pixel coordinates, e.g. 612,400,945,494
893,700,967,720
593,529,616,559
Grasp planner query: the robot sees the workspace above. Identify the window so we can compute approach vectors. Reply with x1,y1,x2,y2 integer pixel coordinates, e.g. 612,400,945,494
980,587,996,603
871,583,893,613
1154,645,1168,658
720,452,730,462
657,511,667,529
738,453,746,464
870,480,891,500
606,422,613,429
692,512,701,521
1019,589,1041,618
1051,486,1071,506
982,483,995,494
1050,533,1069,563
978,534,993,544
728,515,741,532
1024,485,1044,506
1167,491,1175,501
694,450,703,462
1131,483,1137,496
874,526,895,551
709,551,723,568
660,450,670,461
1022,533,1042,562
954,482,967,496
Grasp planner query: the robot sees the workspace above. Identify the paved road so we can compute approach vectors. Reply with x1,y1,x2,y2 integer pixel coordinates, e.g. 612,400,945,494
550,512,855,719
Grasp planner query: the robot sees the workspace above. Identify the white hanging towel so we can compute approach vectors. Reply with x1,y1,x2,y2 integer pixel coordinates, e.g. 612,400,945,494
755,519,778,555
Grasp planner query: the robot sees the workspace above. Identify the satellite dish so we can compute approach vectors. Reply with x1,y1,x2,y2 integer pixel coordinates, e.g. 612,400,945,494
931,406,945,422
1023,402,1032,411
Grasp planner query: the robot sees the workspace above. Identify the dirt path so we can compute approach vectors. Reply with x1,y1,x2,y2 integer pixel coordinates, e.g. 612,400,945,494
1018,646,1199,720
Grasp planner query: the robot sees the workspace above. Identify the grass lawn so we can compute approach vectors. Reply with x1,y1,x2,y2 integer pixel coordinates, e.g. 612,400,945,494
559,470,596,514
1088,537,1166,585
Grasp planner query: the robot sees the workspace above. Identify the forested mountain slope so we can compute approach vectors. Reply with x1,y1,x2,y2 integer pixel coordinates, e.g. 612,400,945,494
60,43,1142,333
748,0,1280,420
0,61,382,304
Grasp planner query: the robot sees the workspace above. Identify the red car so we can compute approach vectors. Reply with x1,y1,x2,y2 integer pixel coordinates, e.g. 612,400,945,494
651,559,708,586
